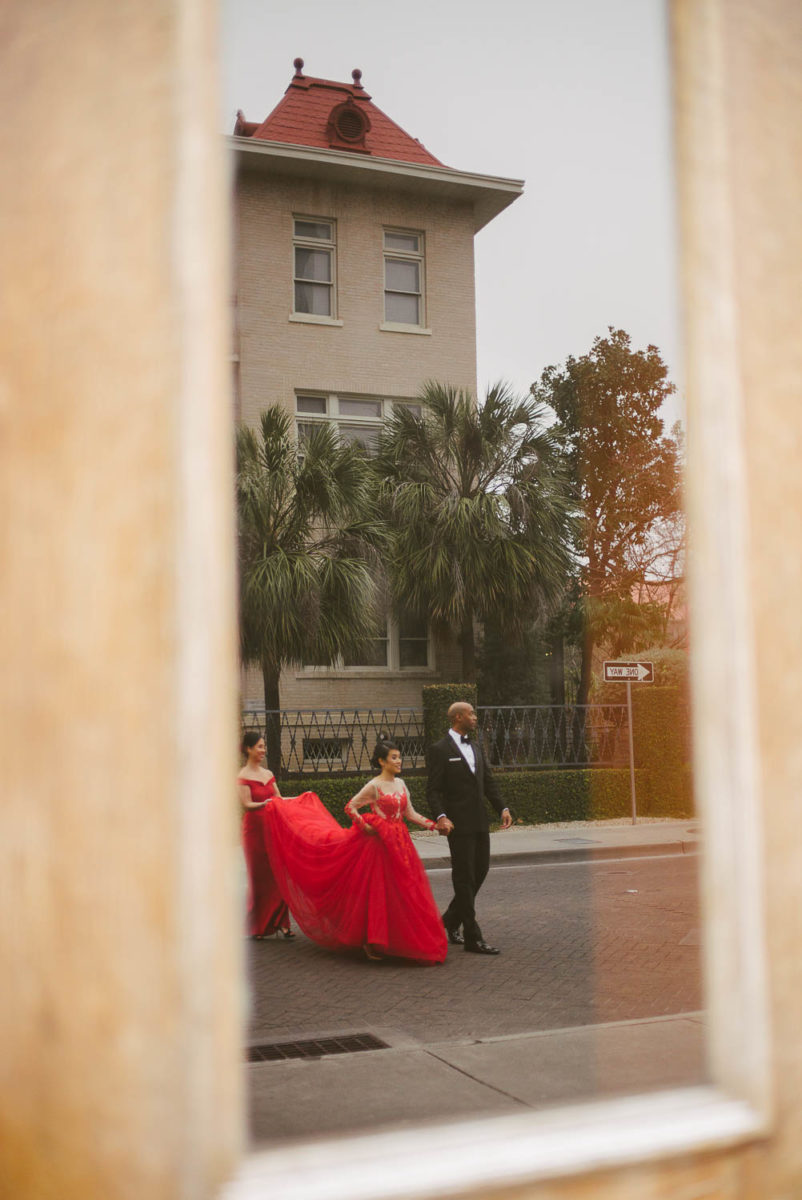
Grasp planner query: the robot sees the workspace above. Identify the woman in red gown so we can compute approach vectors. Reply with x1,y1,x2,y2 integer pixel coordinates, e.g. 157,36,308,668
263,736,447,964
238,732,294,939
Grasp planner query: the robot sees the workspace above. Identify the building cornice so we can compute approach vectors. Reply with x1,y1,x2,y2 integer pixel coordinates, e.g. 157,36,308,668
228,136,523,232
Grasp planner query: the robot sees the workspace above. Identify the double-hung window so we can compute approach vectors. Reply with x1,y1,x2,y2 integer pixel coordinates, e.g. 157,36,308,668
293,217,336,317
383,229,424,326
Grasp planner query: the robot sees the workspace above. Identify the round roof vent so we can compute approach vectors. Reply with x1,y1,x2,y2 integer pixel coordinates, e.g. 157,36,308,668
334,104,367,142
327,97,371,149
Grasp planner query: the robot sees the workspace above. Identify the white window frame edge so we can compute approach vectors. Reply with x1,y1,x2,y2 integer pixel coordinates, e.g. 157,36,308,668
225,1089,759,1200
226,6,773,1192
673,0,771,1119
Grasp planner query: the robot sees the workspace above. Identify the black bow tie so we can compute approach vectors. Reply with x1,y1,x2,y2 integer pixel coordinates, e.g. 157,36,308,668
460,734,472,745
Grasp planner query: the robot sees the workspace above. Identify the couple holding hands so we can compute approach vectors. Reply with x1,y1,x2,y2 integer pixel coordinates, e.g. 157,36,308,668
239,702,511,964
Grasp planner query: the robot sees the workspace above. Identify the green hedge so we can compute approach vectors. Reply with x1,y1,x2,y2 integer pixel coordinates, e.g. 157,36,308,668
278,765,692,826
586,683,695,819
277,686,695,826
422,683,477,744
632,687,694,817
493,769,645,823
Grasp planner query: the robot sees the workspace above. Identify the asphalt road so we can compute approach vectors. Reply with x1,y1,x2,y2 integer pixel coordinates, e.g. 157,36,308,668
246,854,702,1047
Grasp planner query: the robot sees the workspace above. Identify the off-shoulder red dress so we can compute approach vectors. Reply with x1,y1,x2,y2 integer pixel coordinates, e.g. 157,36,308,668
263,790,447,964
240,776,291,937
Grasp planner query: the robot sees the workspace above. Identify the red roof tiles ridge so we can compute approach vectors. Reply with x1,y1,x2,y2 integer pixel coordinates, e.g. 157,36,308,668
234,58,446,169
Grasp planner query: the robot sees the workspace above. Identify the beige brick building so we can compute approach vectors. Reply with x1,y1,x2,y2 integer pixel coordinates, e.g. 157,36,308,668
230,60,523,713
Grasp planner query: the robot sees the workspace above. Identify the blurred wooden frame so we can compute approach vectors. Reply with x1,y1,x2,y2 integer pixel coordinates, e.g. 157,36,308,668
230,1,785,1194
2,0,799,1198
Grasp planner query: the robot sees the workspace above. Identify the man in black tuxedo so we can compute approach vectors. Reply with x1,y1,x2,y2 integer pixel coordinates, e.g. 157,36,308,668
426,701,512,955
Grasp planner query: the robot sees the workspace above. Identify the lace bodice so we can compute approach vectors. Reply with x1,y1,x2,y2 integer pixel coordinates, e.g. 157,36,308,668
373,790,407,820
345,784,435,832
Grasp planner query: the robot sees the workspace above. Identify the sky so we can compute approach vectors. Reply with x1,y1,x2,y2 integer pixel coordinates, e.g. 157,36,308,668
220,0,682,421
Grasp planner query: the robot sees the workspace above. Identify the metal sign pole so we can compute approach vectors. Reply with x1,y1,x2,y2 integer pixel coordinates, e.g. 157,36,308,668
626,679,637,824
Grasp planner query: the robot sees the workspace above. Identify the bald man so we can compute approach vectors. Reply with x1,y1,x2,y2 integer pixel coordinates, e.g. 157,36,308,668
426,702,512,954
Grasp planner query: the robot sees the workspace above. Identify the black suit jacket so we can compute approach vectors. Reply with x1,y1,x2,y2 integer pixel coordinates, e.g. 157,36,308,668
425,734,505,834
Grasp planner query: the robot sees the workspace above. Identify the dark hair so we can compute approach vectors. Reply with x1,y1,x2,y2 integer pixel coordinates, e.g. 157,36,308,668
371,732,399,772
241,730,264,755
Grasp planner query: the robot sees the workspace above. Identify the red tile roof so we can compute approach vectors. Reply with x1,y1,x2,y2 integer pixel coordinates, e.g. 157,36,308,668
234,60,445,168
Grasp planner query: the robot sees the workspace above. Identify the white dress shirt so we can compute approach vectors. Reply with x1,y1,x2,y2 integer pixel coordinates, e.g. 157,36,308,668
449,725,476,772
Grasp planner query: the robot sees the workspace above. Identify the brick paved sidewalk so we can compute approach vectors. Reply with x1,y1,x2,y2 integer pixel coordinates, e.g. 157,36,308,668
246,856,702,1044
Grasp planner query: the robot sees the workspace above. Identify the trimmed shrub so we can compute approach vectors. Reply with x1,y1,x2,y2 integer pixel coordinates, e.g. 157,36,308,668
631,687,694,817
422,683,478,745
493,769,645,824
279,767,671,826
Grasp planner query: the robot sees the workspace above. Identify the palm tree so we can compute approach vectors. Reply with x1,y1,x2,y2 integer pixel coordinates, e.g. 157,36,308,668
377,382,574,682
236,406,385,772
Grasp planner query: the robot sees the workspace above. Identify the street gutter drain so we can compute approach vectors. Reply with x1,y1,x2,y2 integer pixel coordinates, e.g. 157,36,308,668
247,1033,389,1063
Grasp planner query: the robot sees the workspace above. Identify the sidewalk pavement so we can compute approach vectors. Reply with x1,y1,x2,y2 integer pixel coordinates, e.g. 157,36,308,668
411,817,700,869
249,1013,707,1147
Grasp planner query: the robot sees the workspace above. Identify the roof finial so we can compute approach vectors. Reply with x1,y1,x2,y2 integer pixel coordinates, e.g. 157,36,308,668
352,68,363,89
293,57,305,77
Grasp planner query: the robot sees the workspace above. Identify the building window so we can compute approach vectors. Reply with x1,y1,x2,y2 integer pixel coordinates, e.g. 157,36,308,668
383,229,424,326
293,217,335,316
343,618,389,668
295,392,416,458
303,612,431,673
398,613,429,667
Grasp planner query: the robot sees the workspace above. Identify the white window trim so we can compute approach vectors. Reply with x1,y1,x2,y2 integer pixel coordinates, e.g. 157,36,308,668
289,313,344,327
379,321,432,335
229,18,773,1191
292,215,337,319
383,227,426,329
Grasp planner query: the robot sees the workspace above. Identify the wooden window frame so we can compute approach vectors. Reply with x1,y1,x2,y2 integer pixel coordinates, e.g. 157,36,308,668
227,6,774,1197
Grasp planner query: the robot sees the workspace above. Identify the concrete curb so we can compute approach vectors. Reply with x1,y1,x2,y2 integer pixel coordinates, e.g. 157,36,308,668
421,840,700,871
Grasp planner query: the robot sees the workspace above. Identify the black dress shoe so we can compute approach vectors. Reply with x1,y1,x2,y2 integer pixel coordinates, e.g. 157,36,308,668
445,927,464,945
464,940,500,955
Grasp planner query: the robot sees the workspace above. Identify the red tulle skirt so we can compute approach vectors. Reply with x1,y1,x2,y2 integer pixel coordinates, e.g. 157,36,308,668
263,792,447,964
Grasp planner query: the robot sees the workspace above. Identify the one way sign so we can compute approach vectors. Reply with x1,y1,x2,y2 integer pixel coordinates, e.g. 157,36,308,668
603,661,654,683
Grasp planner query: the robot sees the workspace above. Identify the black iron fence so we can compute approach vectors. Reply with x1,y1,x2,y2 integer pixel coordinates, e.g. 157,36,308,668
478,704,630,769
241,708,427,776
241,704,630,778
